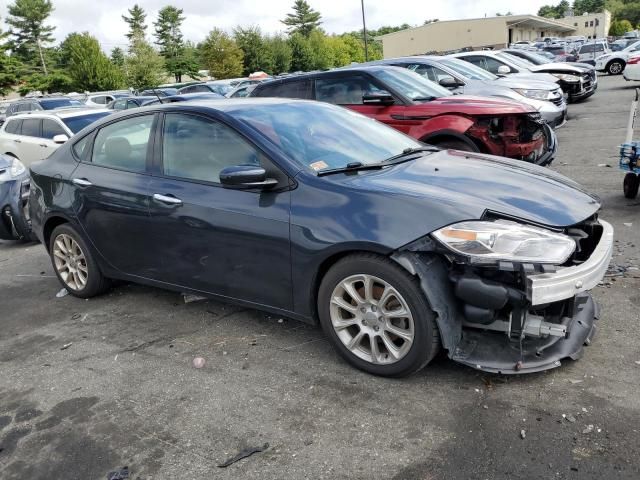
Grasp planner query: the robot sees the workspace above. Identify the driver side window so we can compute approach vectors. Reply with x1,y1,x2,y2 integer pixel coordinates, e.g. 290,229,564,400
161,113,261,184
315,76,383,105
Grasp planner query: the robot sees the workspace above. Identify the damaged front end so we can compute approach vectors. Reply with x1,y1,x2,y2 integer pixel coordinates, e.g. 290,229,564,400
468,113,557,166
393,216,613,374
0,155,33,242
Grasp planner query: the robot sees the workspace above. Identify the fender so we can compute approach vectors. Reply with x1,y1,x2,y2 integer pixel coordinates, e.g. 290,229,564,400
420,129,480,152
407,114,475,141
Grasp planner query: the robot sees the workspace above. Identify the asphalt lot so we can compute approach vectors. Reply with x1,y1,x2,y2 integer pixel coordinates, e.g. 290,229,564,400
1,75,640,480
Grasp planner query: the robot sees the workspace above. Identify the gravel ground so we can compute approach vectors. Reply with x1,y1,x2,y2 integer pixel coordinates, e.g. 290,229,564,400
1,74,639,480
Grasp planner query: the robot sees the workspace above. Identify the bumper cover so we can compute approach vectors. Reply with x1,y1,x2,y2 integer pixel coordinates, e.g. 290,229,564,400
526,220,613,306
451,293,599,374
0,177,32,241
537,123,558,166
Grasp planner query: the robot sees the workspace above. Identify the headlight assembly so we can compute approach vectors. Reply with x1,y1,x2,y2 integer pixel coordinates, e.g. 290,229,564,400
9,158,26,178
512,88,553,101
553,73,580,82
432,220,576,264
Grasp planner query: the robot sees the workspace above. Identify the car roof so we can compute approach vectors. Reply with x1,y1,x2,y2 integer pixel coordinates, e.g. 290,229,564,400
9,108,110,120
258,65,405,85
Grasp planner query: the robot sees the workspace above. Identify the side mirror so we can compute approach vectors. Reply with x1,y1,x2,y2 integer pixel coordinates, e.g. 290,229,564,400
439,77,461,89
362,93,395,106
53,134,69,144
497,65,511,75
219,165,277,190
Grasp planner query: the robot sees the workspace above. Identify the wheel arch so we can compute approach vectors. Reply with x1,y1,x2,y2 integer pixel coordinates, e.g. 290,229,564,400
607,58,626,71
420,130,483,152
43,215,72,252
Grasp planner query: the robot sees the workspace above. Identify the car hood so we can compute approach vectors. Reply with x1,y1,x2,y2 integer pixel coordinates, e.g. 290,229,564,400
527,63,584,74
342,150,600,228
428,95,535,114
505,71,560,85
0,154,13,170
493,75,560,91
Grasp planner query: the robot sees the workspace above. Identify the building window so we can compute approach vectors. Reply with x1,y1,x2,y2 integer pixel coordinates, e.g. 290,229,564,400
585,21,588,28
595,19,599,26
590,20,594,27
574,22,578,27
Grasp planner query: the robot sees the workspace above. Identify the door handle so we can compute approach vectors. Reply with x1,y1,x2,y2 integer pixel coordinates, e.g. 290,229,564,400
39,144,48,148
72,178,93,187
153,193,183,205
13,139,21,144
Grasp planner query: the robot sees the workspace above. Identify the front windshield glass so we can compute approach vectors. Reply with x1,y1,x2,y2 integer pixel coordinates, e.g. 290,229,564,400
63,112,111,133
496,52,534,70
373,67,451,101
230,102,422,172
439,58,497,80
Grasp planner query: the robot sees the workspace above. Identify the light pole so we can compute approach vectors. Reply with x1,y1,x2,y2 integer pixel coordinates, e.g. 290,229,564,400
361,0,369,61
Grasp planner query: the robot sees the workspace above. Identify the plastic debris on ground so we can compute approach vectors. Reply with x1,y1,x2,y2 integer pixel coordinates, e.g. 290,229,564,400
60,343,72,350
217,443,269,468
192,357,206,369
583,425,595,434
56,288,69,298
183,293,207,304
107,466,129,480
520,429,526,439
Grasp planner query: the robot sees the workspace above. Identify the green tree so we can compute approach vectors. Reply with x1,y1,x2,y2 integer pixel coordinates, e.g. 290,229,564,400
326,35,351,67
199,28,244,79
610,18,634,35
125,34,165,89
6,0,55,74
0,20,22,95
616,2,640,28
234,26,274,75
18,70,74,95
266,34,292,74
123,4,147,41
154,5,189,81
282,0,322,37
60,32,124,91
173,41,202,81
537,0,570,19
574,0,605,15
110,47,125,67
308,29,333,69
288,32,314,71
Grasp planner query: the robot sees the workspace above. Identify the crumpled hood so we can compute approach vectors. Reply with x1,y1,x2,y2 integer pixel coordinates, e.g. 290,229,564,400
343,150,601,228
528,63,585,75
429,95,536,115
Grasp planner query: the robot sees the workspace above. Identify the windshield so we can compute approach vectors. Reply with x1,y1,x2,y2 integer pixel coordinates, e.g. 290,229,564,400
624,41,640,52
373,67,451,101
229,102,422,172
496,52,534,70
62,112,111,133
209,83,234,95
40,98,84,110
519,52,552,65
439,58,497,80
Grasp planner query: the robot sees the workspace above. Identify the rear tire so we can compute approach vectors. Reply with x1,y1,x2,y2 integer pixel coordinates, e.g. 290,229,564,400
430,138,478,153
317,253,440,377
624,173,639,199
607,60,624,75
49,224,110,298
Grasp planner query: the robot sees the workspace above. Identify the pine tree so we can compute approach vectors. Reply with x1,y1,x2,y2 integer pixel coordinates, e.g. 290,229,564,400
110,47,125,67
122,4,147,41
281,0,322,37
6,0,55,74
154,6,189,82
125,33,165,89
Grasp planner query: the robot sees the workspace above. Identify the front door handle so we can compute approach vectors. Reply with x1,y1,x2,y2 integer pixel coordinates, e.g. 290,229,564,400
72,178,93,187
13,139,21,144
153,193,183,206
39,144,48,148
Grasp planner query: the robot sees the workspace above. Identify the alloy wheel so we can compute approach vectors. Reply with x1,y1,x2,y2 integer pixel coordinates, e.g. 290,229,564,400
329,274,415,365
609,62,623,75
52,233,89,291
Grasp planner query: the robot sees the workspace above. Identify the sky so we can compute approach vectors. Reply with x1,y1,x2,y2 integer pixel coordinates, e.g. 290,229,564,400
4,0,553,50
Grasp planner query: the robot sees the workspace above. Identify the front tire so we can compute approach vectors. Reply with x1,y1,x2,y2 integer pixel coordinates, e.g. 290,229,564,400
430,138,478,153
624,173,639,199
607,60,624,75
49,224,110,298
317,253,440,377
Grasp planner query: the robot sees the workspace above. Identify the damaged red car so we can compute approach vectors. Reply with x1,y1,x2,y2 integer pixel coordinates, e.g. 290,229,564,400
251,65,557,166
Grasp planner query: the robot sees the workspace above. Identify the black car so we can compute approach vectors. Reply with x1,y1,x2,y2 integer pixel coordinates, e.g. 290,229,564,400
502,49,597,103
29,99,613,377
106,96,158,110
0,154,32,242
5,97,85,117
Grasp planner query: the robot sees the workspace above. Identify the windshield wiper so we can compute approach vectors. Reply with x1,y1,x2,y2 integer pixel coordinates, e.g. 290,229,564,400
317,161,387,176
381,146,440,165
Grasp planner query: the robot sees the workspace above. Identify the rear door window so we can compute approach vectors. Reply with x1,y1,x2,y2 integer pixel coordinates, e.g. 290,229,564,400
21,118,41,137
4,119,22,134
91,114,154,172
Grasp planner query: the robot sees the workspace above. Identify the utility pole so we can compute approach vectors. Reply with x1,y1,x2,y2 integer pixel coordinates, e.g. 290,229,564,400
361,0,369,61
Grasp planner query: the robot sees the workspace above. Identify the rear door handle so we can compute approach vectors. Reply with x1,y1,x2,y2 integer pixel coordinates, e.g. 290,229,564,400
39,144,48,148
72,178,93,187
13,139,21,144
153,193,183,205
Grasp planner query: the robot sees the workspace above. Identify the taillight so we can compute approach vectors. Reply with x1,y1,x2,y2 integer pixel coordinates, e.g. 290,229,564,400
628,57,640,65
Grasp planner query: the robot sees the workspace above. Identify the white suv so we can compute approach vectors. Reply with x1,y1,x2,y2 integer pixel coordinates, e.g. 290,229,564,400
595,40,640,75
576,41,610,65
0,109,111,167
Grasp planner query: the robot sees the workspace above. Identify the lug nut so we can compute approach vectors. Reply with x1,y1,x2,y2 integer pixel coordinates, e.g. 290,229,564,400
371,305,377,312
373,326,380,332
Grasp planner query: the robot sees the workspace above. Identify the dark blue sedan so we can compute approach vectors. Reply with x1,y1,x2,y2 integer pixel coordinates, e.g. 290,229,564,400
28,99,613,377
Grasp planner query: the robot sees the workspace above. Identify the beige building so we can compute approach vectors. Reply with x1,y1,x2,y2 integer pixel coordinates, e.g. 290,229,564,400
377,12,611,58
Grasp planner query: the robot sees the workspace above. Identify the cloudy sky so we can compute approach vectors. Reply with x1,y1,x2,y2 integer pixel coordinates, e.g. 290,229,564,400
5,0,552,49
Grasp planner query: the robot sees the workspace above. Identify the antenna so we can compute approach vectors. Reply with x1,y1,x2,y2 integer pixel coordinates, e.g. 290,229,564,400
151,88,164,104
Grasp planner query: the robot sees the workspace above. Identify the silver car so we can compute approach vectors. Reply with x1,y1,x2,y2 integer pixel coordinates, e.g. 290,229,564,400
370,56,567,128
